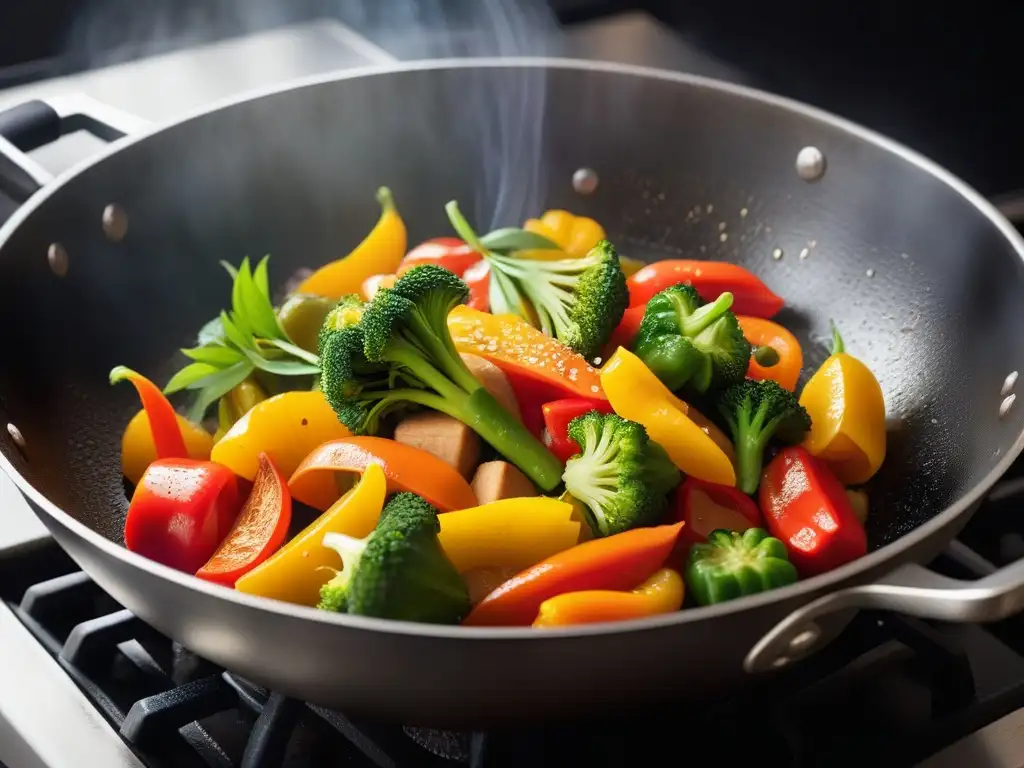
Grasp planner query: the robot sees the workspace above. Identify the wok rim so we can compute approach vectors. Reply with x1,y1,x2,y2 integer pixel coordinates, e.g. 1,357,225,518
2,56,1023,640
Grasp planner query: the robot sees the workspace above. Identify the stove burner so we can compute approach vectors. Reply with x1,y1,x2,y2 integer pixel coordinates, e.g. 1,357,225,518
7,474,1024,766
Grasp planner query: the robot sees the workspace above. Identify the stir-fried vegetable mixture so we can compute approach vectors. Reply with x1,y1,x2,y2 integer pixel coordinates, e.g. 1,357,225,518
110,187,888,627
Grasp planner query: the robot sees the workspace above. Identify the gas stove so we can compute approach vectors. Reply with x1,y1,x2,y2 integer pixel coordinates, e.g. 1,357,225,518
4,10,1024,768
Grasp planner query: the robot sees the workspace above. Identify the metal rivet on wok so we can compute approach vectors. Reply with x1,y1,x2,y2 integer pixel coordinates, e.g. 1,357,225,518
788,625,821,652
6,423,25,453
770,656,791,669
102,204,128,242
47,243,68,277
572,167,599,195
795,146,826,181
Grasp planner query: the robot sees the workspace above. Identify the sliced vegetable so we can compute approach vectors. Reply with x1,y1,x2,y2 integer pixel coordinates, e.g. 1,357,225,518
124,458,242,573
674,477,763,549
470,461,536,505
460,353,521,419
759,446,867,576
464,521,684,626
120,410,213,486
398,237,480,277
631,284,750,393
437,497,580,572
627,260,784,318
288,436,478,512
298,187,407,298
606,304,646,352
799,324,886,484
532,568,684,627
686,528,798,606
846,488,869,525
600,348,736,486
715,379,811,494
541,398,615,463
196,453,291,586
317,267,563,490
560,490,594,543
448,203,628,358
461,260,491,312
562,412,681,537
110,366,188,463
738,315,803,392
464,567,516,605
235,464,386,606
318,492,469,623
522,209,607,259
211,390,351,482
447,306,606,401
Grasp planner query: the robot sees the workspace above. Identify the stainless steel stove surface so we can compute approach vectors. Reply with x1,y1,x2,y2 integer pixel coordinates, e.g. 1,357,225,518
4,10,1024,768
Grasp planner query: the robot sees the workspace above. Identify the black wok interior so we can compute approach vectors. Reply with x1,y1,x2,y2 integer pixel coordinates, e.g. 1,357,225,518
2,63,1024,553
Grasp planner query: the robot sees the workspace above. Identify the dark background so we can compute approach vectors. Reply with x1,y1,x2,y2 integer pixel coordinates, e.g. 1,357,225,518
0,0,1019,196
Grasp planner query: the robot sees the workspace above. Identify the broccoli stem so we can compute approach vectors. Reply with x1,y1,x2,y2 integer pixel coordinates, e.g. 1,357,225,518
735,400,772,494
680,292,734,336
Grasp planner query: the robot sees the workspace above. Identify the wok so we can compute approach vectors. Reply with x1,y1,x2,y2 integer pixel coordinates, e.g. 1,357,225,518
1,59,1024,727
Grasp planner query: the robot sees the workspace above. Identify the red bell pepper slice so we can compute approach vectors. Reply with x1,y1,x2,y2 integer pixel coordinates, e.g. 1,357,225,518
673,477,763,549
125,458,242,573
541,398,616,463
462,259,490,312
195,453,292,586
605,304,646,352
109,366,187,460
398,237,481,278
627,260,784,318
758,446,867,576
464,522,685,626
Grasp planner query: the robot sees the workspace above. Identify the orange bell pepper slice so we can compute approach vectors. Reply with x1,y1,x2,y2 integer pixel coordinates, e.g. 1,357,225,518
447,305,605,400
196,453,292,586
110,366,188,461
361,273,397,301
463,521,684,626
737,316,804,392
532,567,685,627
288,436,478,512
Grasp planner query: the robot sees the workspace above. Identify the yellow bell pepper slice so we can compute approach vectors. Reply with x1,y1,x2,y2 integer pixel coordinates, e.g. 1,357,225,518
522,209,607,260
121,410,213,486
211,390,350,482
799,326,886,484
532,567,685,627
235,463,386,605
559,490,593,543
601,348,736,486
296,187,407,299
437,497,581,573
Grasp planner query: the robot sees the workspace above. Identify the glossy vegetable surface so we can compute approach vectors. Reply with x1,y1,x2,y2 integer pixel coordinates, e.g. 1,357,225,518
111,367,188,464
541,398,615,463
464,522,684,626
627,261,784,317
196,453,292,586
759,446,867,576
288,436,478,512
235,464,387,606
297,187,407,298
737,315,804,392
532,568,684,627
120,409,213,487
674,477,763,549
686,528,798,606
125,458,242,573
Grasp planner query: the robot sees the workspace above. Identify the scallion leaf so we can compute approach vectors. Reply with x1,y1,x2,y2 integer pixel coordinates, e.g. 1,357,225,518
164,362,222,394
479,227,560,253
181,345,245,366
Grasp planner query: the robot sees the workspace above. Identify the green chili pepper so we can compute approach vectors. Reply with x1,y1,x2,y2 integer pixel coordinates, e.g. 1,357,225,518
277,293,337,354
686,528,798,606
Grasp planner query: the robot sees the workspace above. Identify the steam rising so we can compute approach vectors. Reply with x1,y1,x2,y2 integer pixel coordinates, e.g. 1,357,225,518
63,0,559,229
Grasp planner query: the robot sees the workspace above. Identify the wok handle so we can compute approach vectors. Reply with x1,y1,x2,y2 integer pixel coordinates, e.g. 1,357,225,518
0,94,149,203
744,556,1024,673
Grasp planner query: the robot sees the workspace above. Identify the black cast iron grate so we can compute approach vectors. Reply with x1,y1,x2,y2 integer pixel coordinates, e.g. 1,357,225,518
8,466,1024,768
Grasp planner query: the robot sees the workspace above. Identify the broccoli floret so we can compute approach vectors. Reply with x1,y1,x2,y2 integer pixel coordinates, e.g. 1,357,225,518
318,492,469,623
632,283,750,394
318,264,564,491
561,411,681,537
446,202,627,359
716,379,812,494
